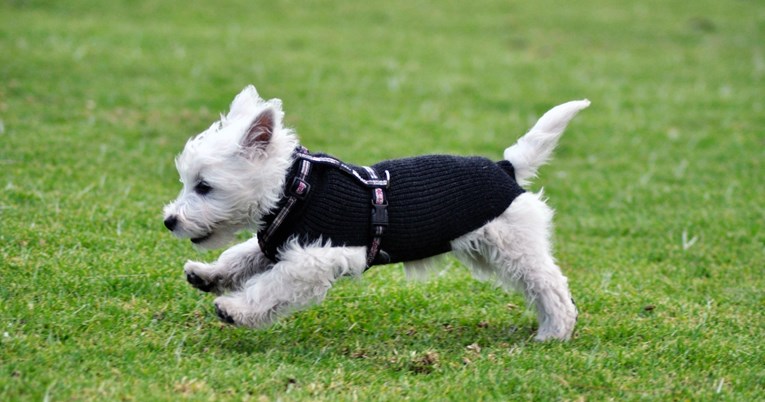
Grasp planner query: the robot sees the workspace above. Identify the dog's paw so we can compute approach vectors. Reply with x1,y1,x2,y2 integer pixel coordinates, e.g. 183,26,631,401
214,295,282,328
534,304,578,342
213,296,248,326
215,302,236,325
186,271,215,292
184,261,217,293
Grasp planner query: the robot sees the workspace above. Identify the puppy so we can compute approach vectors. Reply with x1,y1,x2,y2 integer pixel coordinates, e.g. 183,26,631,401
163,85,589,341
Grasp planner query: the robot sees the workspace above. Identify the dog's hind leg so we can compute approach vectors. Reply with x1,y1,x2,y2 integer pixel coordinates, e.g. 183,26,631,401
452,192,577,341
213,240,367,328
184,237,274,295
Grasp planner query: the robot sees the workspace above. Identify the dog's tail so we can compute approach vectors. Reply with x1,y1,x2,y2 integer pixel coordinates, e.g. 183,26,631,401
504,99,590,186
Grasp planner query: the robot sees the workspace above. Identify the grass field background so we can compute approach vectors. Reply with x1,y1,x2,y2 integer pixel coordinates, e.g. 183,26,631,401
1,0,763,400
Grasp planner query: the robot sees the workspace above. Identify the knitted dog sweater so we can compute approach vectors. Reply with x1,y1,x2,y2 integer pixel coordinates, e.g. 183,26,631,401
258,153,525,265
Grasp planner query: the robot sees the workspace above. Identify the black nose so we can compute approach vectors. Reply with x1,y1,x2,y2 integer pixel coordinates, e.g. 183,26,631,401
164,215,178,231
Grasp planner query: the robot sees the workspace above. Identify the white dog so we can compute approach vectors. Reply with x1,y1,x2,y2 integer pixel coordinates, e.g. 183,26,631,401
163,85,589,341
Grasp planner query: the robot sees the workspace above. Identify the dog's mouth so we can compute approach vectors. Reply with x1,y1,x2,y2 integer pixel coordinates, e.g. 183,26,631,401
191,233,213,244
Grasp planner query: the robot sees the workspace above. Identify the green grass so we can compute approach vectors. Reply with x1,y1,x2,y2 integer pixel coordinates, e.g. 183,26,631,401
1,0,764,400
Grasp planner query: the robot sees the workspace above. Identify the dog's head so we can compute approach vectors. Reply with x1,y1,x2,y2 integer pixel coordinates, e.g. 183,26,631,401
163,85,297,249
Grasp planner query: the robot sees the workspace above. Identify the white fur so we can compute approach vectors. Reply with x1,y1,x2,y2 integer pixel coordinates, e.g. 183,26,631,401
163,86,588,341
214,239,367,328
163,85,298,248
451,192,577,341
504,99,590,186
403,255,448,281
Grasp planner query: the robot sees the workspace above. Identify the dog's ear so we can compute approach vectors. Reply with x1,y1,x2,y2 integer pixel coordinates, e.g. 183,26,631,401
241,108,274,152
228,85,261,121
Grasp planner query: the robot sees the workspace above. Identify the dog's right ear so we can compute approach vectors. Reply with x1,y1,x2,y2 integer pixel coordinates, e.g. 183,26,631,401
240,108,274,155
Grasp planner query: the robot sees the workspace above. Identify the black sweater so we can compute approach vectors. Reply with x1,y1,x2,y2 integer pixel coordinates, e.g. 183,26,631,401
258,153,525,265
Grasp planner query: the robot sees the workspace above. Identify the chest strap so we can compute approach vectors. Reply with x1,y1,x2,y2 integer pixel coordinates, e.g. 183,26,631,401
362,166,391,267
258,147,390,268
259,156,313,247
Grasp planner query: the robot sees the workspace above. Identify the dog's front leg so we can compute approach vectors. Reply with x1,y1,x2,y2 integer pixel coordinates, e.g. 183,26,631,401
213,242,367,327
184,237,273,295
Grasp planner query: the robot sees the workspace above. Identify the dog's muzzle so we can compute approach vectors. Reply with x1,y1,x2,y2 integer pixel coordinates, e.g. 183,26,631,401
164,215,213,244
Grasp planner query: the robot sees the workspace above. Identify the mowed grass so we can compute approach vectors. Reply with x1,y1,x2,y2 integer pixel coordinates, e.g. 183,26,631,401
1,0,764,400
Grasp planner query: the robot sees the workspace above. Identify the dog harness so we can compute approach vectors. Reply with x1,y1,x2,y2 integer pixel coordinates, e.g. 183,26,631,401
257,147,525,268
258,147,391,267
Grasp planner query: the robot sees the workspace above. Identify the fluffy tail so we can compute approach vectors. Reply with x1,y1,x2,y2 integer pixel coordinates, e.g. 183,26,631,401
504,99,590,186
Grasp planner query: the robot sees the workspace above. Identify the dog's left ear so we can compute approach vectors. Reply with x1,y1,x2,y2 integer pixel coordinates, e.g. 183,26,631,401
241,108,274,154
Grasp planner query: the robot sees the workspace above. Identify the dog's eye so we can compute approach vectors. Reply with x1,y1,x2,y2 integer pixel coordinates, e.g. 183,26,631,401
194,181,213,195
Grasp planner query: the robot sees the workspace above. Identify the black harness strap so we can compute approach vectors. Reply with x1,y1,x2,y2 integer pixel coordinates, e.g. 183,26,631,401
362,166,390,267
295,149,390,187
258,157,312,254
258,147,390,268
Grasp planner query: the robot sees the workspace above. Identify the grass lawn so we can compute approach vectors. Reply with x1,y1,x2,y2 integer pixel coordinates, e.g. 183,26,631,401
1,0,764,400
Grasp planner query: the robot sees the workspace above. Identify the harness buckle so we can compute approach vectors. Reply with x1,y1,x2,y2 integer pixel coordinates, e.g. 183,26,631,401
289,177,311,199
370,201,389,228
